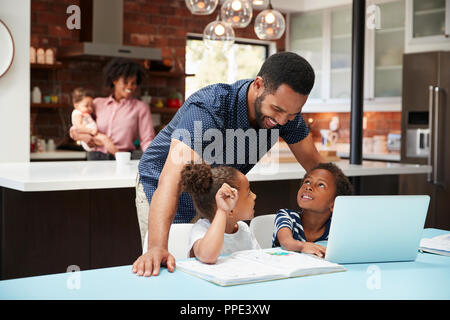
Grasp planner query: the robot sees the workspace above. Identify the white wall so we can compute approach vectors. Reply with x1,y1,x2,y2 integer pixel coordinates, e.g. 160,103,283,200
0,0,30,162
274,0,351,13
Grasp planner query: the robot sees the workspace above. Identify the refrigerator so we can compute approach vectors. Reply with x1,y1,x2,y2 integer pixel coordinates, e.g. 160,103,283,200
400,51,450,230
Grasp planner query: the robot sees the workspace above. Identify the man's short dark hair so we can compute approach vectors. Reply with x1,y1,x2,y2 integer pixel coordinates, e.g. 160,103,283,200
257,51,315,95
104,58,145,89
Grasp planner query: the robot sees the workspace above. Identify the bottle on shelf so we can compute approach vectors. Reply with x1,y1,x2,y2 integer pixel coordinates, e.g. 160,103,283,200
30,46,36,64
45,48,55,65
36,48,45,64
32,86,42,104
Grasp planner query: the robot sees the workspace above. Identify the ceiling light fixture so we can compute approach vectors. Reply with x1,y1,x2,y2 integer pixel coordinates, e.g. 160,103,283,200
203,15,235,52
254,0,285,40
220,0,253,28
185,0,218,15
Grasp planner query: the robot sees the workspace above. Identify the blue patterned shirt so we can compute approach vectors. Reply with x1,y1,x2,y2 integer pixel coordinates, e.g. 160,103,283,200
138,79,309,223
272,208,331,247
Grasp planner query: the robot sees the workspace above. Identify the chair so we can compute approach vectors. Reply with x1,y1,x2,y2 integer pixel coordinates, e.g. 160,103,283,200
249,214,276,249
142,223,193,260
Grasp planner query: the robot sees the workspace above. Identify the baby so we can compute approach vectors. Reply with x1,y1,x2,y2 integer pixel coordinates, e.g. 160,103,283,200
71,88,118,154
272,162,353,257
181,162,260,264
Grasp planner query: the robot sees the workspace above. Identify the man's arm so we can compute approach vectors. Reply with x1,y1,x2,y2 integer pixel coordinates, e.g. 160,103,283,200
287,133,325,171
132,138,202,277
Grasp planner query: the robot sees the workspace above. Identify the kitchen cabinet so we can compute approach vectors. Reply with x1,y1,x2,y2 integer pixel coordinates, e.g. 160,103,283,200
405,0,450,53
0,187,141,280
289,11,323,100
288,0,405,112
330,7,352,100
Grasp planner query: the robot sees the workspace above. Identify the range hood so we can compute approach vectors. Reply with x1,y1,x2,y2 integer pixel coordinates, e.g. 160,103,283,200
59,0,161,60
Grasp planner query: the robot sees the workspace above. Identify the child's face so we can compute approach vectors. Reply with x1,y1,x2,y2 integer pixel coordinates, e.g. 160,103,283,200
297,169,337,214
232,172,257,220
74,97,93,114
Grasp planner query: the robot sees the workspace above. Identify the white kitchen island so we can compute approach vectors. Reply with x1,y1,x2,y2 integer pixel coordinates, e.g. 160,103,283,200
0,159,431,280
0,159,431,191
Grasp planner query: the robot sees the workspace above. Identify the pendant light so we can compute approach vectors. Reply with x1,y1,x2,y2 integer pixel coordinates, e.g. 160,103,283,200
185,0,218,15
220,0,253,28
251,0,268,10
203,15,235,52
254,0,285,40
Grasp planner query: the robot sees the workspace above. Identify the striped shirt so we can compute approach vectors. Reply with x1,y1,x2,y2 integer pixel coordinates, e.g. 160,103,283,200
272,208,331,247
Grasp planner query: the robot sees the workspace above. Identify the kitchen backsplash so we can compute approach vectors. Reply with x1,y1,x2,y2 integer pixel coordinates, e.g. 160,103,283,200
304,112,401,143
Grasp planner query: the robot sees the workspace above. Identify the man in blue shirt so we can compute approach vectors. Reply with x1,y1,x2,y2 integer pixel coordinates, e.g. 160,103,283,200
132,52,324,277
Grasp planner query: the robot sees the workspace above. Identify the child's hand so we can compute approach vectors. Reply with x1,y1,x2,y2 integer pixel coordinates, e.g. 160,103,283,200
300,242,326,258
91,128,98,135
215,183,238,214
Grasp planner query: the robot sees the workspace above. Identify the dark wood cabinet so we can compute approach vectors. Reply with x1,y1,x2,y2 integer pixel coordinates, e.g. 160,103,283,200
0,187,141,280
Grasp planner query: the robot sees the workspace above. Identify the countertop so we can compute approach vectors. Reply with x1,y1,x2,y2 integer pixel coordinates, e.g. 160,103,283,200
315,143,400,162
0,160,431,192
30,150,87,160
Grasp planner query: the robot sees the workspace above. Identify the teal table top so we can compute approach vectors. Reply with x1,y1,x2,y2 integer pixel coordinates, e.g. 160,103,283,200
0,228,449,300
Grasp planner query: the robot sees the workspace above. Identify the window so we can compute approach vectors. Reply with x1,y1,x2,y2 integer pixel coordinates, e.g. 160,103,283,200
185,36,270,99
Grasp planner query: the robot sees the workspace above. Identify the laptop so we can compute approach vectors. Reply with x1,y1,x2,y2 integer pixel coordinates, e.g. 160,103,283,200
324,195,430,264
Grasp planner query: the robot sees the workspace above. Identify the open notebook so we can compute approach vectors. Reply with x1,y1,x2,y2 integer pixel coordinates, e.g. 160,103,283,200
176,247,346,286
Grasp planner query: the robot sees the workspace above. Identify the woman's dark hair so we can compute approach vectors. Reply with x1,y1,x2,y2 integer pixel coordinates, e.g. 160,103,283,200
302,162,353,197
181,162,240,221
104,58,145,89
257,51,315,95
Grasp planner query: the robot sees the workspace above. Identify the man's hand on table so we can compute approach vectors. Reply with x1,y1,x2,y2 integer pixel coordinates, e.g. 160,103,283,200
132,246,175,277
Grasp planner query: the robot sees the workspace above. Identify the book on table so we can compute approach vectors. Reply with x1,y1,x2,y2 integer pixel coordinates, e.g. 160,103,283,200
420,233,450,256
176,247,346,286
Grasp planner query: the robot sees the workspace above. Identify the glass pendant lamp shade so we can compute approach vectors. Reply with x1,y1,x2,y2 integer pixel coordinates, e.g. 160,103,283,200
220,0,253,28
251,0,269,10
203,19,235,52
185,0,218,15
254,7,285,40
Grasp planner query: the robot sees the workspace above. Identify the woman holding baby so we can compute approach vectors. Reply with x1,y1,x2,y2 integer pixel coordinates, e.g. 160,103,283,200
70,58,155,160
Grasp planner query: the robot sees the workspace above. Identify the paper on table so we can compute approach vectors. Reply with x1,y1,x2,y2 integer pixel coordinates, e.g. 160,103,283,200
420,233,450,256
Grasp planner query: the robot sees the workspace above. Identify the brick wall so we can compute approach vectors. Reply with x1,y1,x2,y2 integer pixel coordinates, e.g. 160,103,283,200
30,0,285,145
304,111,402,143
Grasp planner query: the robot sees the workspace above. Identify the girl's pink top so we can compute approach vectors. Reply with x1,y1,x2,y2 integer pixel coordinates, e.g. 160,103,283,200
92,95,155,154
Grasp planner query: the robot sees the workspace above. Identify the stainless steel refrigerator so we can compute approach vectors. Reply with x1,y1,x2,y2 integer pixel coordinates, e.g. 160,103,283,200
400,51,450,230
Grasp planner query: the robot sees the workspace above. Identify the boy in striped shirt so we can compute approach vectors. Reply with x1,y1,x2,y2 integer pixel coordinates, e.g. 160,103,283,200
272,163,353,257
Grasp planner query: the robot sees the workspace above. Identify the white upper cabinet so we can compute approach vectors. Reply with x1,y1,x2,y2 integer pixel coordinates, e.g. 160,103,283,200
372,0,405,98
330,7,352,100
288,0,405,112
405,0,450,53
289,11,323,100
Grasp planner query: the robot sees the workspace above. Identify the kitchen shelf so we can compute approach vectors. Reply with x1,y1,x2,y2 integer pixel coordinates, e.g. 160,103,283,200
150,107,179,114
30,62,64,70
31,103,70,109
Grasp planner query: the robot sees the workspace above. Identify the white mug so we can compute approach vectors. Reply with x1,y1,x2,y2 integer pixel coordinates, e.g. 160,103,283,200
115,152,131,164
